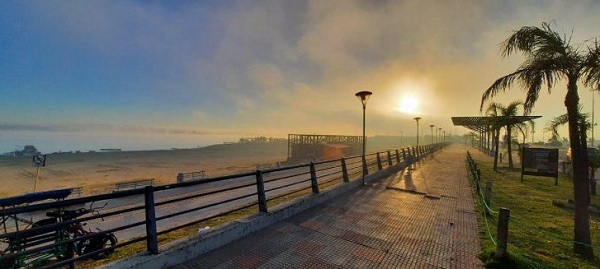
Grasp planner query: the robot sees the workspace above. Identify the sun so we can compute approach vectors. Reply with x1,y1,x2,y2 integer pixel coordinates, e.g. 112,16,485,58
398,95,419,115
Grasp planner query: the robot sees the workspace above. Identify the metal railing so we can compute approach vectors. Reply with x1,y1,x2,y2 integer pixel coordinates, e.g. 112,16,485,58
0,143,447,268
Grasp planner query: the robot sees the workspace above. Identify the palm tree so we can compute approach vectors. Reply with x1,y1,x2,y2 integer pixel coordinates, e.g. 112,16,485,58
485,102,503,171
485,101,528,170
547,110,598,195
500,101,526,168
480,22,600,257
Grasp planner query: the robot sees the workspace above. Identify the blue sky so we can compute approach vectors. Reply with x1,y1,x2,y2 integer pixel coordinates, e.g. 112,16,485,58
1,1,600,153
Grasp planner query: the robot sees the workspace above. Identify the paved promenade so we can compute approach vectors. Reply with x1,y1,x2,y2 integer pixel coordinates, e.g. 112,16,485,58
170,144,483,269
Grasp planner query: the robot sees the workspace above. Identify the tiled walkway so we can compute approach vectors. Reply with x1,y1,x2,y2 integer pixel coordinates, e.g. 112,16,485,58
170,144,483,268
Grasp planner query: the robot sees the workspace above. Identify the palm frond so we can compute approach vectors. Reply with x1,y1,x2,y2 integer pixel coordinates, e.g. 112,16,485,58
480,70,524,111
502,22,569,58
583,39,600,88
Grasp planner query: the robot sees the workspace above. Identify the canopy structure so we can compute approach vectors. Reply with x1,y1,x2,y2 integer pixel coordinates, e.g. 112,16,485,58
452,116,541,151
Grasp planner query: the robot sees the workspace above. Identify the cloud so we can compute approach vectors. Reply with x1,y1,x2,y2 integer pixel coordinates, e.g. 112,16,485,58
0,122,218,136
3,0,600,152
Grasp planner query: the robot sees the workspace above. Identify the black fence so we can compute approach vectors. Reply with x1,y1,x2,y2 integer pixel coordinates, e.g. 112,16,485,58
0,143,447,269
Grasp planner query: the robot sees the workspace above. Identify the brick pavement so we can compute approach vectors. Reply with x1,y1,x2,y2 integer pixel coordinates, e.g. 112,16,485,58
170,144,483,269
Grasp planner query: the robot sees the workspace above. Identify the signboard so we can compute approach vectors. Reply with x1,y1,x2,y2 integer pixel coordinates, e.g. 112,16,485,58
32,154,46,167
521,147,559,185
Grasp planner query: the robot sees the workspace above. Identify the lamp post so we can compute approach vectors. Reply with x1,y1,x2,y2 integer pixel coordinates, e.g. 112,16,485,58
438,127,442,143
355,90,372,185
592,89,596,147
400,130,403,146
430,125,435,145
414,117,421,147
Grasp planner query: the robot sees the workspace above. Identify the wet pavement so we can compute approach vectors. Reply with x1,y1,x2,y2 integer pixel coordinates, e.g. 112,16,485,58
169,144,483,269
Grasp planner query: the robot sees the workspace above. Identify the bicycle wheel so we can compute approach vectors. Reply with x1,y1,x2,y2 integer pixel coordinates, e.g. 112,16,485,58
77,234,117,260
32,218,74,260
0,248,18,269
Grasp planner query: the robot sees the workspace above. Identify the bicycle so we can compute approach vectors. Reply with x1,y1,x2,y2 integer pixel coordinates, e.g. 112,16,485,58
39,202,118,261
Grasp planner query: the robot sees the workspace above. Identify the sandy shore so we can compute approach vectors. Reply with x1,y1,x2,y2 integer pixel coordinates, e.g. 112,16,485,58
0,142,288,198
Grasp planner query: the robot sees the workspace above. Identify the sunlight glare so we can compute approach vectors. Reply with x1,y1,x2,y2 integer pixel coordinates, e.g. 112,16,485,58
398,95,419,115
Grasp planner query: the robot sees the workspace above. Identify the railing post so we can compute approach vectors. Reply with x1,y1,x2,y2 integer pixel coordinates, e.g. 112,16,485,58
376,152,383,170
485,181,493,206
341,158,349,183
362,155,368,177
395,149,400,163
402,149,407,164
387,151,392,166
310,162,319,194
255,170,268,212
144,186,159,254
176,173,184,183
476,169,481,192
495,208,511,258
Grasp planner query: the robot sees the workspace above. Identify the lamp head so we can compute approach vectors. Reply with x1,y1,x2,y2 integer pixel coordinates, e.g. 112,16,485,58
430,124,434,128
413,117,421,122
355,91,372,108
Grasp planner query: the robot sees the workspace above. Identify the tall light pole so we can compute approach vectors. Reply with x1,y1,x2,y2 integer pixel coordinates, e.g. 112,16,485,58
592,89,595,147
438,127,442,143
400,130,403,146
430,125,435,144
356,90,372,186
414,117,421,147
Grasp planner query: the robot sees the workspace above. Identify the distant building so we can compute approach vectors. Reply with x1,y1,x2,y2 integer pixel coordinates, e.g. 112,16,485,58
4,145,40,157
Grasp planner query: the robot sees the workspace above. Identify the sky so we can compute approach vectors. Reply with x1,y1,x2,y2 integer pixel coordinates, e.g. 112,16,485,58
1,0,600,153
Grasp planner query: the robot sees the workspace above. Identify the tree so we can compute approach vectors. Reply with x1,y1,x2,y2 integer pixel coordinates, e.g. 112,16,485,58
547,110,598,195
480,22,600,257
485,101,529,170
500,101,527,168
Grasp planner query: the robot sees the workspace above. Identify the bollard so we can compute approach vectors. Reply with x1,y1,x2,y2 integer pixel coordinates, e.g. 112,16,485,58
484,181,493,206
495,208,511,259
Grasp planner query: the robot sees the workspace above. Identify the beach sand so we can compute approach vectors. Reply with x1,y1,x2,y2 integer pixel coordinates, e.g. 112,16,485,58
0,142,288,198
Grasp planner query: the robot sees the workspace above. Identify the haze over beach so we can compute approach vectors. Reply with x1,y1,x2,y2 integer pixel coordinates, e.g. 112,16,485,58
1,1,600,153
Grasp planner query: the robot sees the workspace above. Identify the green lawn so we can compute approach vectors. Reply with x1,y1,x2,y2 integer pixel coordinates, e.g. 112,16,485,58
469,151,600,269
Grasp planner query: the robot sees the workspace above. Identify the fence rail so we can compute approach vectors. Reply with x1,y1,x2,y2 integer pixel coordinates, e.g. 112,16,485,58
0,143,447,268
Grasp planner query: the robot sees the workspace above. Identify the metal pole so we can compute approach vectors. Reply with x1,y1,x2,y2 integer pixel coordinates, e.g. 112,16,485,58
430,125,434,145
592,90,595,147
362,103,367,185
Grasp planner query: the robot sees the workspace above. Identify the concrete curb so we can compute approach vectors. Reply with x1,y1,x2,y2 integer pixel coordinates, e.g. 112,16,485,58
100,163,407,269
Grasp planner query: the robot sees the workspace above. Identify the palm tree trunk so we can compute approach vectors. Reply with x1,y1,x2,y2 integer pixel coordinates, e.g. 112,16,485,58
493,127,499,171
591,168,597,196
507,125,513,168
565,79,594,257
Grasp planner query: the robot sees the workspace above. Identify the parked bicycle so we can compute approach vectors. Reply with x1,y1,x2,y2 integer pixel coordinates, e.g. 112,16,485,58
39,202,118,261
1,190,118,268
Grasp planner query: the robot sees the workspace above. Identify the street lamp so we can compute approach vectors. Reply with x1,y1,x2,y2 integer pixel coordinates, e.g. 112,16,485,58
400,130,403,146
438,127,442,143
414,117,421,147
430,125,435,144
355,90,372,185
